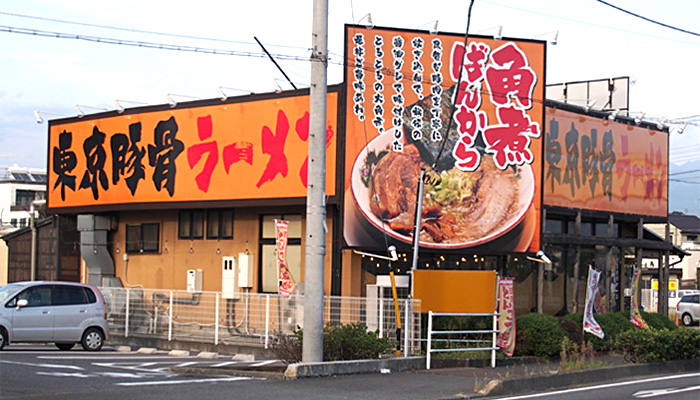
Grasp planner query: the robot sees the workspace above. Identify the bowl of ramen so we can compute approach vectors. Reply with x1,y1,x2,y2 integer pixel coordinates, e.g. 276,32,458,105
350,130,535,249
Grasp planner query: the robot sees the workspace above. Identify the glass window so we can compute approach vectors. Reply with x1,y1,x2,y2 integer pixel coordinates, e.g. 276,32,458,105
19,286,52,307
206,209,233,239
594,222,609,237
15,190,36,206
53,285,88,305
178,210,204,240
260,214,302,293
126,223,160,253
545,218,563,233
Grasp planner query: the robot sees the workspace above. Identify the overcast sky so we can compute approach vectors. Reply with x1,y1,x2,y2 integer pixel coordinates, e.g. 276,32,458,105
1,0,699,207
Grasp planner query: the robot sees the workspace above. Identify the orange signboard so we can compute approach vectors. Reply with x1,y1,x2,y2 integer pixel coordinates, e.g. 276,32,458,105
413,270,497,314
543,108,668,217
342,25,545,253
47,92,339,210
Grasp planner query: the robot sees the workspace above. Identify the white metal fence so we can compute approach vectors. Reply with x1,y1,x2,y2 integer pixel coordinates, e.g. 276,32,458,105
99,287,422,355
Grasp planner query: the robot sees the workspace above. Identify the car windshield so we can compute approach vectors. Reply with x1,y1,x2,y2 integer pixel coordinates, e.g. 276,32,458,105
0,283,29,303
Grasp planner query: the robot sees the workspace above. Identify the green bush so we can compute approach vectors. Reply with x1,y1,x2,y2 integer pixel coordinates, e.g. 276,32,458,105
323,322,393,361
585,312,634,352
640,311,677,331
272,322,394,364
558,317,583,345
616,327,700,363
515,313,567,358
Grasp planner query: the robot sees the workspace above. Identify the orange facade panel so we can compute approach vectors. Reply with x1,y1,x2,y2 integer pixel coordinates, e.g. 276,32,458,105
48,92,339,210
543,108,668,217
342,25,545,253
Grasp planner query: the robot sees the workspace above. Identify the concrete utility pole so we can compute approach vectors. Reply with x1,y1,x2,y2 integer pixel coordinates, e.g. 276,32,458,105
302,0,328,363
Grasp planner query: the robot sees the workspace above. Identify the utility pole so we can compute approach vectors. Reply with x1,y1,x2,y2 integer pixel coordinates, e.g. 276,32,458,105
302,0,328,363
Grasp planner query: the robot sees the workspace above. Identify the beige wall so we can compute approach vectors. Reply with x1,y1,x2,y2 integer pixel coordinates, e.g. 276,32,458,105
110,208,342,295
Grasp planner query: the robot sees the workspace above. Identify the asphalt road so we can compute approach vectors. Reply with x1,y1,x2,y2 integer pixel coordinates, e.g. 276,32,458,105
487,373,700,400
1,344,699,400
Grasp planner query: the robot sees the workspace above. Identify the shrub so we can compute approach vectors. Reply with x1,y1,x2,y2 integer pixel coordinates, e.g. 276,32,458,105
514,313,567,358
272,322,394,364
640,311,677,331
323,322,393,361
616,327,700,363
584,312,633,352
558,317,583,345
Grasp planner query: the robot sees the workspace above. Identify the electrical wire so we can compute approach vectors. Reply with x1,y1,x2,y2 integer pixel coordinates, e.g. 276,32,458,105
0,10,310,51
595,0,700,37
0,25,309,60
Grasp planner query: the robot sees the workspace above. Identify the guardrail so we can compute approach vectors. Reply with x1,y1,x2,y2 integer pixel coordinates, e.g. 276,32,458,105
426,311,500,369
99,287,422,356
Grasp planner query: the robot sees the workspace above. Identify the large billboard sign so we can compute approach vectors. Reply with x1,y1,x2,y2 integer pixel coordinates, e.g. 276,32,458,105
343,25,545,253
47,91,339,211
543,108,668,217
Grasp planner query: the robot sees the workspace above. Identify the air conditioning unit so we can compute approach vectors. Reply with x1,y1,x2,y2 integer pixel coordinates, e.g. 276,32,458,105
222,257,237,299
186,269,202,293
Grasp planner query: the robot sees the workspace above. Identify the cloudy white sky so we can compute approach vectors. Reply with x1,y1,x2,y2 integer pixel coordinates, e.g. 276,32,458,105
1,0,699,210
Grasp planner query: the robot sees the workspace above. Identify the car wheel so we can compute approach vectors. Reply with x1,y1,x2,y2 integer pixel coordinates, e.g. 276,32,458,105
0,328,7,350
81,328,104,351
56,343,75,351
682,313,693,326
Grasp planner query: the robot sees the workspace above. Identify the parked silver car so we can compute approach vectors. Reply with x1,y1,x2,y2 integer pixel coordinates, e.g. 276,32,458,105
0,281,109,351
676,293,700,326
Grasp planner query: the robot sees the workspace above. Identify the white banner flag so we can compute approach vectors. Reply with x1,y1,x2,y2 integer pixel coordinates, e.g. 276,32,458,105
583,266,605,339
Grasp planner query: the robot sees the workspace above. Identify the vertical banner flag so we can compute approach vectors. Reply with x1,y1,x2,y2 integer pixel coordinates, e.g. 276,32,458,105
497,278,516,357
630,265,649,329
275,219,296,298
583,266,605,339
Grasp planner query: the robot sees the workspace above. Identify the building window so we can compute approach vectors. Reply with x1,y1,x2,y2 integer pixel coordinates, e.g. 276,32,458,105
126,223,160,253
207,209,233,239
15,190,37,206
178,210,204,240
19,218,27,228
260,214,302,293
10,218,17,227
544,218,563,233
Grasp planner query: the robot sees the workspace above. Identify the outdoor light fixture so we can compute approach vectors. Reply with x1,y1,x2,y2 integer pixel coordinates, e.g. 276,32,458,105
527,250,552,264
607,109,619,121
114,99,148,113
353,245,398,262
33,110,67,124
358,13,374,29
656,117,668,130
677,122,688,134
217,86,252,101
272,78,284,94
74,104,108,118
534,30,558,45
584,100,596,112
166,93,200,108
634,112,646,125
477,26,502,40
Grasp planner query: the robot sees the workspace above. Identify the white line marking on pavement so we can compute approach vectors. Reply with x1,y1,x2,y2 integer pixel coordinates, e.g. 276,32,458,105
634,385,700,398
0,359,84,370
492,372,700,400
251,360,277,367
210,361,240,367
116,376,258,386
174,361,200,367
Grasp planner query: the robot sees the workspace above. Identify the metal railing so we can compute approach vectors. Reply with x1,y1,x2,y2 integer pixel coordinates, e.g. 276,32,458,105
426,311,500,369
99,287,422,356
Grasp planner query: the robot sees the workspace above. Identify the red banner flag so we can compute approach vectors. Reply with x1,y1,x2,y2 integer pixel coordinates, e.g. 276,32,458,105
497,278,516,357
275,219,296,298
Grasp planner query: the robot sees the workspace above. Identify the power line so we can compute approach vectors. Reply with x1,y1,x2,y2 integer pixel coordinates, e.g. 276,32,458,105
0,11,309,51
595,0,700,37
0,25,310,61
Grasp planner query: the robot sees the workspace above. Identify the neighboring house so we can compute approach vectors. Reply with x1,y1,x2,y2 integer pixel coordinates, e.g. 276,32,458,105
0,165,48,284
647,214,700,289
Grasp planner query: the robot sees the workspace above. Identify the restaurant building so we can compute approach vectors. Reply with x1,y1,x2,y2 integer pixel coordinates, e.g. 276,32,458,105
32,25,679,318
